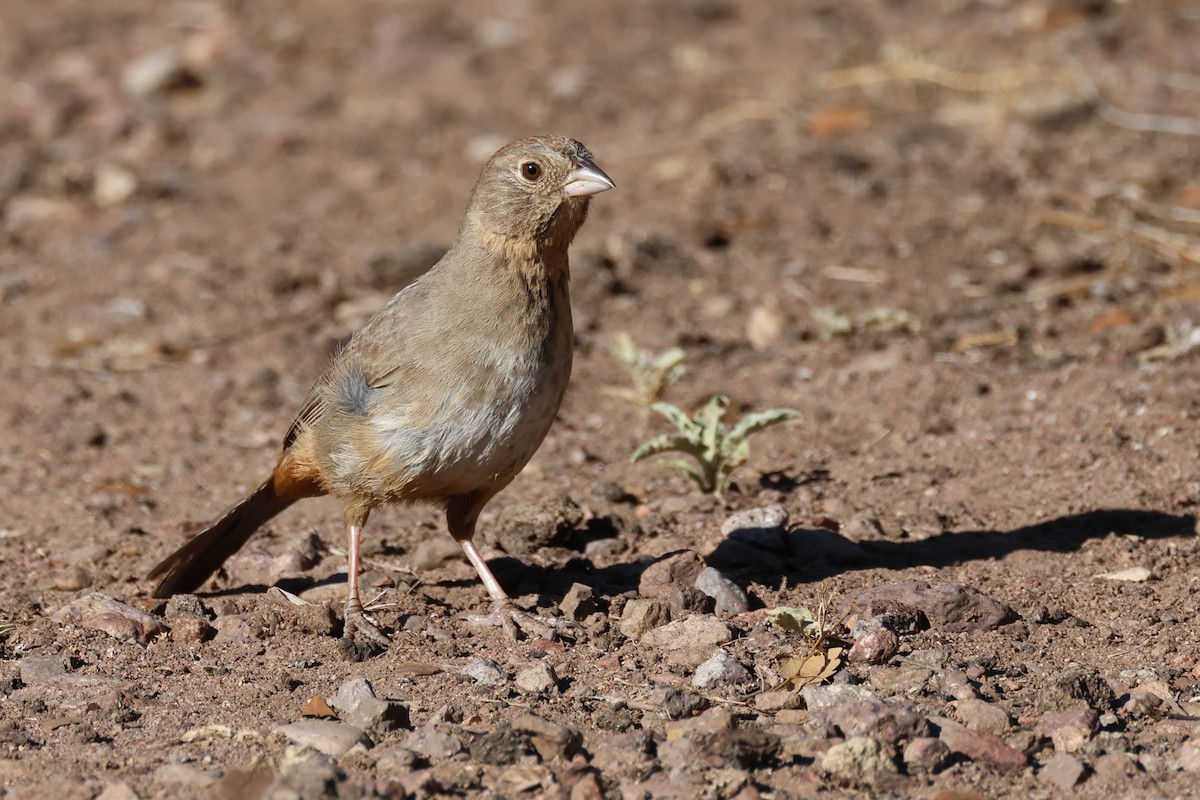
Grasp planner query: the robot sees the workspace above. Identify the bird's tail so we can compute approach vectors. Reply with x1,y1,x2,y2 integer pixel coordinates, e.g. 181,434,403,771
148,479,297,597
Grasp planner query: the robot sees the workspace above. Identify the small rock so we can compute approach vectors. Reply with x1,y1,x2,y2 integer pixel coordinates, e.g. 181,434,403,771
639,550,706,599
1040,751,1086,791
652,687,710,720
825,699,932,753
404,725,463,760
954,699,1012,736
940,726,1028,771
641,616,731,651
802,683,877,711
469,724,538,766
754,690,804,712
720,506,788,553
843,512,887,542
60,543,111,565
153,763,217,789
903,737,951,774
617,598,670,641
275,720,371,758
94,163,138,207
169,614,211,644
462,657,507,685
20,653,67,684
122,47,194,97
1175,739,1200,772
560,583,597,621
848,628,900,665
211,614,258,643
52,593,167,644
852,581,1018,633
746,304,784,350
668,585,715,616
1036,668,1115,712
164,594,207,619
512,712,582,760
854,599,928,636
692,651,750,691
373,746,418,773
265,752,344,799
1096,566,1151,582
330,678,409,732
868,663,935,696
693,567,749,614
96,782,140,800
821,736,897,785
1094,751,1139,781
1122,689,1164,719
1036,708,1099,753
516,663,559,694
52,566,92,591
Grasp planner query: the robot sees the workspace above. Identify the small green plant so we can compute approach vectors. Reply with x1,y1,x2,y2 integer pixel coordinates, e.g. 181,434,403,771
631,395,800,497
812,306,919,340
605,332,687,407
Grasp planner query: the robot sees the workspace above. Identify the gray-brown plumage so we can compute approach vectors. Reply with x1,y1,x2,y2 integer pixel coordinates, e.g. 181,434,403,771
148,135,614,647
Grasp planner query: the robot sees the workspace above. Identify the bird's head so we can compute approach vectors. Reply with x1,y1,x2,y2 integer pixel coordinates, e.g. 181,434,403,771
464,135,614,252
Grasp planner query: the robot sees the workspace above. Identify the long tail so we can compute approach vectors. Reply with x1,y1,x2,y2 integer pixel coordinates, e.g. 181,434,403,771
148,479,297,597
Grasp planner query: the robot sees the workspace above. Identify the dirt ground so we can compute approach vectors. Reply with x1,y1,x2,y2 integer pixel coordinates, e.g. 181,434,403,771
4,0,1200,797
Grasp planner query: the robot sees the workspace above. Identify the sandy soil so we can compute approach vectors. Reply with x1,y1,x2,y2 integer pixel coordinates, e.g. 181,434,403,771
3,0,1200,798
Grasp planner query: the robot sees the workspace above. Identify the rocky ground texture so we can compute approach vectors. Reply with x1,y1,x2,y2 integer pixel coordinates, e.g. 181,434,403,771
3,0,1200,798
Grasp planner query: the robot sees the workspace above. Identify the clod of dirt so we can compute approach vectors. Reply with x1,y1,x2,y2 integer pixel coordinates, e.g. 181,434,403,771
824,699,932,755
1036,668,1117,712
559,583,598,621
652,687,710,720
468,724,538,766
510,712,583,761
1036,709,1099,752
639,550,705,599
821,736,898,786
617,598,669,641
488,497,585,555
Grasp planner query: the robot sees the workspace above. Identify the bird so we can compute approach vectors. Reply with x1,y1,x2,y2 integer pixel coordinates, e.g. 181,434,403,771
147,135,614,649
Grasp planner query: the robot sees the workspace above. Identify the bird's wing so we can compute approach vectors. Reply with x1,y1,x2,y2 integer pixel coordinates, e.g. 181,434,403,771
282,381,328,449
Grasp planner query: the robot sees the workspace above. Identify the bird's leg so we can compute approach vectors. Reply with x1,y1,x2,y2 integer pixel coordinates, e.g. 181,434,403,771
458,537,575,640
342,523,389,648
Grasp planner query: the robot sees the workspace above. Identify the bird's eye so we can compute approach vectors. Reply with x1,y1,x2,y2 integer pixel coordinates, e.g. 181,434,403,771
520,162,542,182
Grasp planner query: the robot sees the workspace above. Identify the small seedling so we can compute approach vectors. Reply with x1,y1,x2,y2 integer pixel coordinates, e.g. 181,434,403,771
630,395,800,497
605,332,687,407
812,306,919,340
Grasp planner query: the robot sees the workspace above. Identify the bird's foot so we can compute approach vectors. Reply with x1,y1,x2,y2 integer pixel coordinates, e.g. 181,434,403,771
467,600,579,642
340,601,390,660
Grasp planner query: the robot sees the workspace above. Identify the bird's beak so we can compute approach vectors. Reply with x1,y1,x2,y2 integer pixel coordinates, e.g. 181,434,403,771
561,162,615,197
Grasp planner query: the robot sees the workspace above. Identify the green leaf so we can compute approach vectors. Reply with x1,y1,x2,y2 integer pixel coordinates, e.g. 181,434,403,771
657,457,711,492
696,395,729,454
725,408,801,454
631,434,697,463
649,402,702,439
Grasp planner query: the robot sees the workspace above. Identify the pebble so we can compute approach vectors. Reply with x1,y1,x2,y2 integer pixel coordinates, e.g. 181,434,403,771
122,47,191,97
462,657,507,685
152,763,216,789
617,598,670,641
169,614,211,644
265,752,343,799
404,725,464,760
693,567,749,614
163,594,207,619
1039,751,1086,790
853,581,1018,633
515,662,560,694
848,628,900,665
1094,751,1139,780
1036,708,1099,753
1036,667,1115,712
903,737,952,773
802,683,877,711
825,699,932,752
720,506,789,553
275,720,371,758
821,736,897,784
754,690,804,712
19,653,67,684
330,678,409,732
94,163,138,207
868,664,935,696
413,537,462,571
52,593,167,644
559,583,597,621
639,550,706,599
940,726,1028,771
692,650,750,690
96,783,140,800
641,616,731,651
511,712,582,760
1176,739,1200,772
954,699,1012,736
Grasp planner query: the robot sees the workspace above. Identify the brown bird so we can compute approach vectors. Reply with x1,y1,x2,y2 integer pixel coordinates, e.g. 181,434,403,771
148,135,613,648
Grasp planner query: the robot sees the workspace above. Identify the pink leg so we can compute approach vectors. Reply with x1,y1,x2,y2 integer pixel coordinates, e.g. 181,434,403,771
342,524,389,647
459,537,574,640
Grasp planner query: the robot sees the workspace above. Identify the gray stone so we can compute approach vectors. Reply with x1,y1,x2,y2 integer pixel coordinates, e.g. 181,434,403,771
954,699,1013,736
330,677,409,732
275,720,371,758
720,506,788,553
640,616,731,651
263,752,342,800
821,736,897,784
824,699,932,752
802,683,877,711
853,581,1018,633
1040,751,1086,790
1036,708,1099,753
1094,751,1139,781
691,650,750,691
462,657,507,685
19,653,67,685
618,598,670,641
903,737,951,774
511,712,582,760
163,594,207,620
404,725,463,760
868,664,935,696
515,662,559,694
1036,667,1116,712
152,763,216,789
693,567,749,614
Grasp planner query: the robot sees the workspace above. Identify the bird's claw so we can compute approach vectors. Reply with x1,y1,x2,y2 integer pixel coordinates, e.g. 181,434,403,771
340,602,390,659
467,601,579,641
